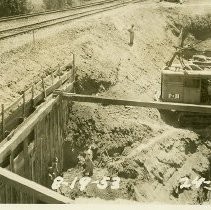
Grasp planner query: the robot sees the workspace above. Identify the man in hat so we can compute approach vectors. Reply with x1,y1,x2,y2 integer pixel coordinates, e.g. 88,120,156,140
82,149,94,177
128,24,135,46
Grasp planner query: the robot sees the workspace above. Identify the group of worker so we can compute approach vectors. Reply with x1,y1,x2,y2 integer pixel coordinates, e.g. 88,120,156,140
48,157,60,186
48,145,95,189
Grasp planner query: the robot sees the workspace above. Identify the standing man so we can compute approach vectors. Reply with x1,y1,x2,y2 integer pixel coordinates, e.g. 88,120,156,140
52,157,59,178
82,150,94,177
128,24,135,46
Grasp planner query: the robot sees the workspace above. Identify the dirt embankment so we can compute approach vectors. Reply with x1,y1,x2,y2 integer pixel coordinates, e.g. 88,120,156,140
62,3,211,204
0,1,176,107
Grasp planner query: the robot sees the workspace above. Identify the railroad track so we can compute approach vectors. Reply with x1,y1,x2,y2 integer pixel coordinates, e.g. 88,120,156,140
0,0,142,40
0,0,119,23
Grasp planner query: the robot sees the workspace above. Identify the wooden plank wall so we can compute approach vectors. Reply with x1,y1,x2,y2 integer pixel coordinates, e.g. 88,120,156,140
0,57,75,204
0,167,71,204
0,65,73,144
32,100,69,187
0,99,69,203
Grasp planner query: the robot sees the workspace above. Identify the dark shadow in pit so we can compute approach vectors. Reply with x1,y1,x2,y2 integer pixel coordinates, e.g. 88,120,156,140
158,109,181,128
159,109,211,130
63,141,79,171
74,75,112,95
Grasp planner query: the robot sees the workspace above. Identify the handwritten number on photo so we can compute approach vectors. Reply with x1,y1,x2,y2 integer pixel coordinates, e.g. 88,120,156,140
97,176,110,189
179,177,191,189
191,177,205,189
52,176,121,191
70,177,78,189
79,177,92,191
179,177,211,190
111,177,120,189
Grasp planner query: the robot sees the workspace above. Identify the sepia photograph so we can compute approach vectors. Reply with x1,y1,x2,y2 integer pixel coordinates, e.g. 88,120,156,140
0,0,210,206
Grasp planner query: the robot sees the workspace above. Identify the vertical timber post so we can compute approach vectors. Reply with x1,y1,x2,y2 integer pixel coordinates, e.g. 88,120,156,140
9,152,14,172
72,53,76,92
34,125,38,183
5,184,9,203
22,91,26,120
58,65,61,80
31,85,35,110
73,53,76,81
19,192,23,203
51,72,54,85
24,138,29,179
9,152,14,203
42,77,47,100
1,104,5,140
31,153,36,203
32,30,35,45
40,137,43,186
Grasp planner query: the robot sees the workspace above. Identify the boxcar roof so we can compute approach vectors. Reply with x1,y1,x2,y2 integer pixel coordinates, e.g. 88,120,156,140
162,70,211,79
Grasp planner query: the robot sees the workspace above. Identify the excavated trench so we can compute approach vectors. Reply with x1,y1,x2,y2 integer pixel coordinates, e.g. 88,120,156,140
61,73,162,200
60,77,211,203
1,1,211,204
58,10,211,203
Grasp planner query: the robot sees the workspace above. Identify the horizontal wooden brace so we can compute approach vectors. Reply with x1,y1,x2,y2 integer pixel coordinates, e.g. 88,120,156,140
0,167,71,204
0,97,59,163
59,92,211,114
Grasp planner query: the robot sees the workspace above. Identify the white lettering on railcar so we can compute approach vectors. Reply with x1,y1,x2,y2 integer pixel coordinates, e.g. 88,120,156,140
168,93,180,99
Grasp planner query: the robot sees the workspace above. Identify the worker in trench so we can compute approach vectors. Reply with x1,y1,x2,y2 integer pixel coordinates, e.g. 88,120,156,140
47,164,54,188
83,146,94,177
47,157,59,188
78,145,95,177
52,157,59,177
128,24,135,46
207,156,211,200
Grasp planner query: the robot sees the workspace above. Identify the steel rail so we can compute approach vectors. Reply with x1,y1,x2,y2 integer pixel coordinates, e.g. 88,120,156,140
0,0,119,22
0,0,141,40
0,1,119,35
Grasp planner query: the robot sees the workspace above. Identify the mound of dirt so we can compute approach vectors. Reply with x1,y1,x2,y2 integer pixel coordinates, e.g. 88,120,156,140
0,1,178,106
61,2,211,204
64,103,211,204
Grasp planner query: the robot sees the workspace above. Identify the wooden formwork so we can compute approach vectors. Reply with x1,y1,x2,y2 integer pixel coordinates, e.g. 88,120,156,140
0,58,76,204
0,95,71,203
0,56,75,144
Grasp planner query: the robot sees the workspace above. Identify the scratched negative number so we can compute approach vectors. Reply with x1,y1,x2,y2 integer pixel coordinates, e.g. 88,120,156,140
52,176,121,191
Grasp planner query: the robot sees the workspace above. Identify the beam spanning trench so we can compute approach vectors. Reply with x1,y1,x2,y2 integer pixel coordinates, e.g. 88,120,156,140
59,92,211,114
0,167,71,204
